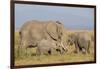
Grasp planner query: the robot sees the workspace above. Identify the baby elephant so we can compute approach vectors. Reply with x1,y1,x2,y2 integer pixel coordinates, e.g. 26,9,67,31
67,32,91,54
36,39,65,56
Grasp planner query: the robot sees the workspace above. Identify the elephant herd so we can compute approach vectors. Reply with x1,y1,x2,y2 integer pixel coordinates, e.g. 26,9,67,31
18,20,93,56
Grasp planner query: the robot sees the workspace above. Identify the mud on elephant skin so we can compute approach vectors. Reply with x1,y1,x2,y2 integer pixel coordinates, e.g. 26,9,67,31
67,32,91,54
19,20,65,56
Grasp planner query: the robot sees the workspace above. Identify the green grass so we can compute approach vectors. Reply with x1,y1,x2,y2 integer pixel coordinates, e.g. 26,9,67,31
14,30,95,66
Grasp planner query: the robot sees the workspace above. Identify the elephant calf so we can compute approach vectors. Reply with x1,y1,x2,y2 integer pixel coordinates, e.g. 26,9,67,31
36,39,65,55
67,32,91,54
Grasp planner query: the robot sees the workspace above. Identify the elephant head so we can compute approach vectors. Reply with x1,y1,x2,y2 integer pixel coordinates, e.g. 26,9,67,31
55,41,68,54
46,21,64,41
45,21,65,50
67,33,77,46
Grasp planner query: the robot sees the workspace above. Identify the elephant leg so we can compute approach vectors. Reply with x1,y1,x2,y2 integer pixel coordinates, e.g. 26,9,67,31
50,49,54,55
36,48,42,61
25,47,29,57
19,42,25,58
36,48,41,56
40,51,44,55
87,48,90,54
18,46,26,58
39,49,45,55
21,40,28,57
59,47,64,55
37,48,44,56
74,43,79,53
81,48,87,54
56,48,64,55
19,46,25,57
50,48,57,55
17,39,23,58
87,41,90,54
17,45,21,58
82,43,90,54
85,46,90,54
79,46,86,54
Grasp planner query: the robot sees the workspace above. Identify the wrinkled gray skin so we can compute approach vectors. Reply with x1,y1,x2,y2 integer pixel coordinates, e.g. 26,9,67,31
19,20,66,56
67,32,91,54
36,39,66,55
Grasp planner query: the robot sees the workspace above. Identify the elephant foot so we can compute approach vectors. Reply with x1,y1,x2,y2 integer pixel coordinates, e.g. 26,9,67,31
82,49,90,54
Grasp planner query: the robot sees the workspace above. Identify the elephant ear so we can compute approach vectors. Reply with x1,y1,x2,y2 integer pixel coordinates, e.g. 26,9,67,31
46,21,58,41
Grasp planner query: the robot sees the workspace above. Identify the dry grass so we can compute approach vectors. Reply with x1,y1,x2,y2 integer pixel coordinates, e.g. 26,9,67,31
14,30,95,66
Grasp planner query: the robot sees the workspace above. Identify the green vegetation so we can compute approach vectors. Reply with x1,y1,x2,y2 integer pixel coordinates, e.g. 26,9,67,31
14,30,95,66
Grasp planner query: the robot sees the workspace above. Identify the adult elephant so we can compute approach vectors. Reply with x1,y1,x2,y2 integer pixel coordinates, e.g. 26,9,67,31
18,20,66,56
67,32,91,54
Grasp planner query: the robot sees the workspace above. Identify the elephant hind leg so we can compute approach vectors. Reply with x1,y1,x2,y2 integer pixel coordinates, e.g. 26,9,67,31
82,46,90,54
83,41,90,54
87,41,90,54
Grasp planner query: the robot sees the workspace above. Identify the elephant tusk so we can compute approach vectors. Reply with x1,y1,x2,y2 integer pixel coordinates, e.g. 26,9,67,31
61,42,66,50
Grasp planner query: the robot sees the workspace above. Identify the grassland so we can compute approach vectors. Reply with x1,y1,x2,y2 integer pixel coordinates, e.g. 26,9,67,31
14,30,95,66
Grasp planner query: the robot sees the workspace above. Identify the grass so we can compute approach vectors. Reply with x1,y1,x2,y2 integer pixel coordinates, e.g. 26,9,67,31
15,53,94,66
14,30,95,66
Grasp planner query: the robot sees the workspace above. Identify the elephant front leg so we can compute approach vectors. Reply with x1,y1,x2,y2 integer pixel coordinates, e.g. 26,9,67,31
17,45,21,58
36,48,44,56
22,42,29,57
18,39,24,58
59,47,65,55
50,48,57,55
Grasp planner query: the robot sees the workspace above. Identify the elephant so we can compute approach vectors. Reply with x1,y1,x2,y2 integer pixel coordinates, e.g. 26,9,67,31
67,32,91,54
36,39,66,55
19,20,66,56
